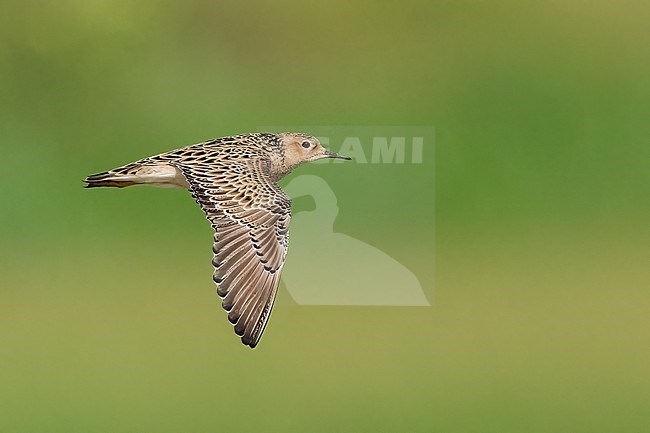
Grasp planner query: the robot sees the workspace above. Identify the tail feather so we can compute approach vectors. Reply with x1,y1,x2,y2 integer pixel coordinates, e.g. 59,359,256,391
84,162,189,189
84,171,138,188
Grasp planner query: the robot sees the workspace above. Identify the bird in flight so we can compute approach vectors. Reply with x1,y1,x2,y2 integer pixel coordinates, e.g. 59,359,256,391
85,132,351,348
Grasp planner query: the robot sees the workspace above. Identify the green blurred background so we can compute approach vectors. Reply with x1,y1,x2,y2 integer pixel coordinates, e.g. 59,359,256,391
1,1,649,432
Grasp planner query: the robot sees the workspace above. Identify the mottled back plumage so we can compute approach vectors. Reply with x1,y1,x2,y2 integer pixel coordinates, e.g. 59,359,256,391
85,132,350,348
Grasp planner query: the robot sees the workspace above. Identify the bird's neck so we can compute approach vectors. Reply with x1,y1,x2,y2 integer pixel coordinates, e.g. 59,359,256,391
268,154,299,182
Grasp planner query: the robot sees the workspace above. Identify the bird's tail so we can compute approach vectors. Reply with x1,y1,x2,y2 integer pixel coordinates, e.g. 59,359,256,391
84,171,138,188
84,162,189,189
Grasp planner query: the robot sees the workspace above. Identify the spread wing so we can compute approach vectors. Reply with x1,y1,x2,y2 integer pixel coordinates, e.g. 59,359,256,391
173,158,291,348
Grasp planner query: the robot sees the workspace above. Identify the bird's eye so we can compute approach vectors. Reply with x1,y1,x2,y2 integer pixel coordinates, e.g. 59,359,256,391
301,141,311,148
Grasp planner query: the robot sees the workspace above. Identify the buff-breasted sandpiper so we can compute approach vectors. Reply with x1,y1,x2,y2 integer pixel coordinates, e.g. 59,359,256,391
84,132,351,348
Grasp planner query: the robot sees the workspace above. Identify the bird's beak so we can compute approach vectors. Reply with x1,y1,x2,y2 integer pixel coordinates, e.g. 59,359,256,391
323,150,352,160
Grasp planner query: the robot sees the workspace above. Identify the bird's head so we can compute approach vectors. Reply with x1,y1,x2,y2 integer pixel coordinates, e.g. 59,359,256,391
278,132,351,167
